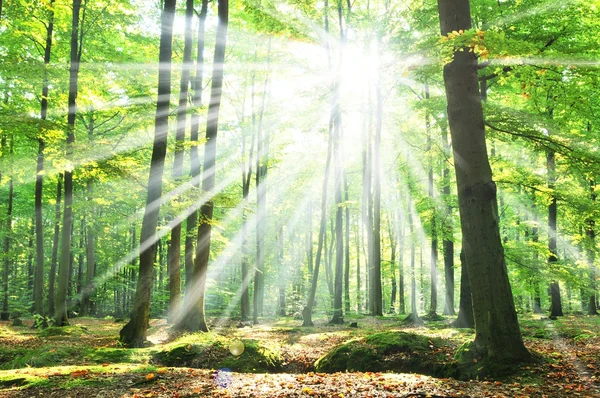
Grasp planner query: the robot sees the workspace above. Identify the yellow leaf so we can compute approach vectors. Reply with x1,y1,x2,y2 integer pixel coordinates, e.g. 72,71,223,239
145,373,155,381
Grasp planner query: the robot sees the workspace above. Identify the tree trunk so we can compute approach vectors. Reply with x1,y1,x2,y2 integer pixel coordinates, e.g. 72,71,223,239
120,0,176,347
440,122,455,315
586,179,598,315
344,173,351,314
253,39,271,324
33,0,55,316
437,0,529,360
278,226,286,316
389,216,397,314
176,0,228,333
183,0,208,318
453,251,474,328
167,0,194,324
55,0,82,327
370,58,383,317
355,217,361,313
303,106,334,327
547,148,563,318
48,174,62,317
409,198,417,316
425,85,438,317
1,136,13,320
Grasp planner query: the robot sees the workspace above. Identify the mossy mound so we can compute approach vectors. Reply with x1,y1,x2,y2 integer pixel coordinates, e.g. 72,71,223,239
452,341,537,380
152,334,283,373
39,326,88,337
315,331,449,375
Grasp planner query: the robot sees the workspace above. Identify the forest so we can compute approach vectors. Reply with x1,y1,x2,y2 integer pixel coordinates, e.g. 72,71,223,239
1,0,600,396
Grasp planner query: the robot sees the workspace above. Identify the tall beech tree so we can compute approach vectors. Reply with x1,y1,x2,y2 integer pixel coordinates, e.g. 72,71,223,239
166,0,194,324
437,0,530,360
33,0,55,315
120,0,176,347
55,0,83,327
183,0,208,314
177,0,228,333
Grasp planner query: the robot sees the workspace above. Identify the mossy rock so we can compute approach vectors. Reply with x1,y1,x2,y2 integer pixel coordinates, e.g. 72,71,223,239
39,326,88,337
152,336,283,373
315,331,448,375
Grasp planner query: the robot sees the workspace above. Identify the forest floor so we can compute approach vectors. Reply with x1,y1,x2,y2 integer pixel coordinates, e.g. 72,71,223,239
0,314,599,397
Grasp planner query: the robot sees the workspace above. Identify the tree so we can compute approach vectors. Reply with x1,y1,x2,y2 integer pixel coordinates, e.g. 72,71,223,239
55,0,83,327
33,0,55,316
437,0,530,360
177,0,229,333
120,0,176,347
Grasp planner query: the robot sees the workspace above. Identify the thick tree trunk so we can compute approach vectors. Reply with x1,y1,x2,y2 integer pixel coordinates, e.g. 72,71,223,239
176,0,228,333
437,0,529,360
48,174,62,317
33,0,55,316
120,0,176,347
55,0,82,327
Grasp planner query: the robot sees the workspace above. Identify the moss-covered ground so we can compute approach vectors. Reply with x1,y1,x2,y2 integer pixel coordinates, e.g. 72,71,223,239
0,314,598,397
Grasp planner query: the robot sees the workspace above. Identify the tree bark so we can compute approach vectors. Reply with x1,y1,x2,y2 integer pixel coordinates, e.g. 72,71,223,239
453,251,474,328
547,147,563,318
177,0,228,333
586,179,598,315
441,121,455,315
55,0,82,327
120,0,176,347
425,84,438,317
1,136,13,320
437,0,529,360
33,0,55,315
183,0,208,316
278,226,286,316
48,174,62,317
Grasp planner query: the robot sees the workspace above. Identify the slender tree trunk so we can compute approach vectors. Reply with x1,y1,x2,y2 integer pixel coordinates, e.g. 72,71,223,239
48,174,62,317
167,0,194,324
442,120,455,315
370,57,383,317
586,178,598,315
409,198,417,316
183,0,208,314
120,0,176,347
1,136,13,320
389,216,397,313
303,107,334,327
355,217,361,313
55,0,82,327
278,226,286,316
240,69,256,322
437,0,529,360
253,39,271,324
177,0,228,333
344,173,351,314
453,251,474,328
33,0,55,315
425,84,438,317
398,212,406,314
547,147,563,317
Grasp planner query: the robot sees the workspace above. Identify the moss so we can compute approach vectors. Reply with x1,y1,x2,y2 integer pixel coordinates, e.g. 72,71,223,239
39,326,88,337
0,346,83,369
0,374,51,389
315,331,446,374
452,341,534,380
152,335,283,373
